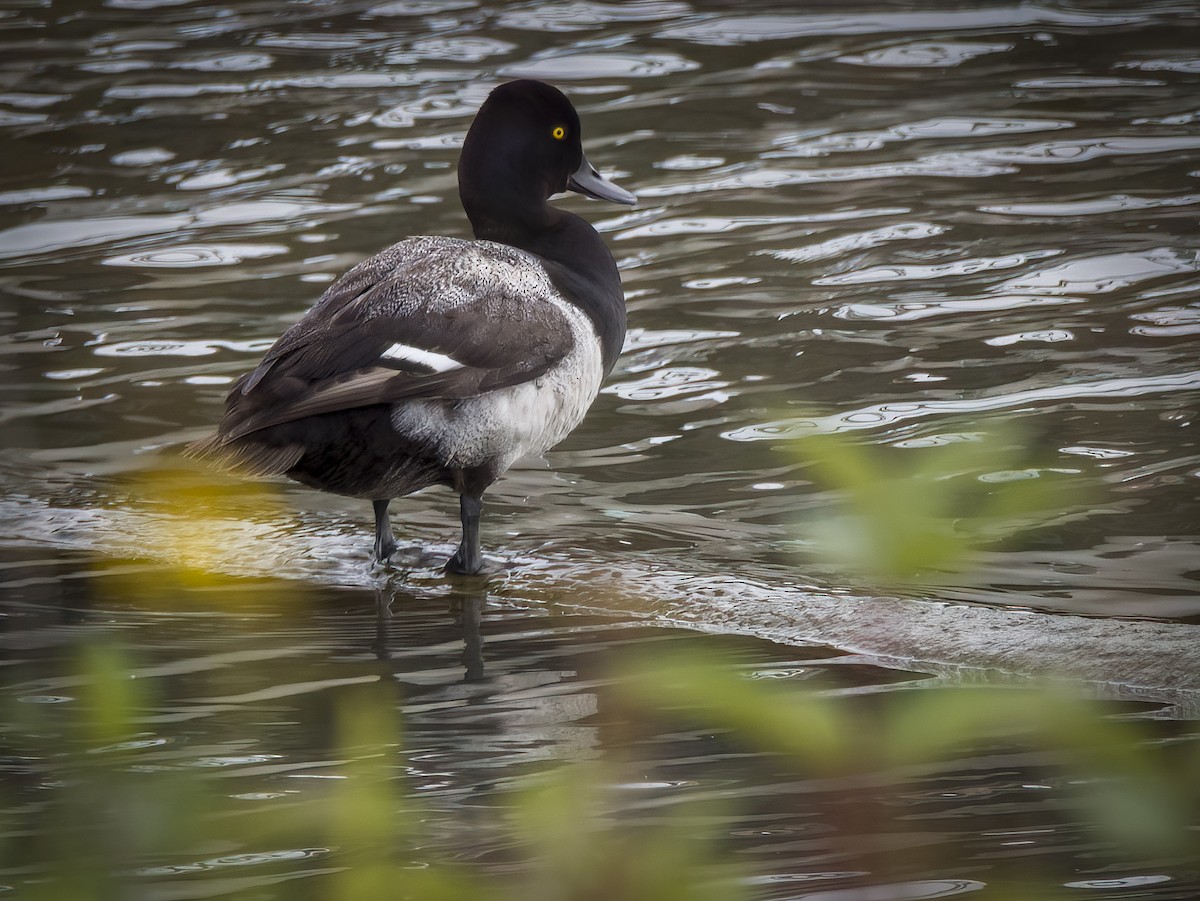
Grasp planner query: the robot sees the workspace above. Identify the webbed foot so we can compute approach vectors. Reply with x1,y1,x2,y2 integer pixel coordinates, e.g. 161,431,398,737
444,552,505,578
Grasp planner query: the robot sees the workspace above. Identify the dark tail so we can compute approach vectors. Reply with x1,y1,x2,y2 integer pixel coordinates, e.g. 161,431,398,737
184,432,303,477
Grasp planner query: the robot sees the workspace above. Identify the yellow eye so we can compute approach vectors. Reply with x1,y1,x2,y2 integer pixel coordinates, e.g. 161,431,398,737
551,125,566,140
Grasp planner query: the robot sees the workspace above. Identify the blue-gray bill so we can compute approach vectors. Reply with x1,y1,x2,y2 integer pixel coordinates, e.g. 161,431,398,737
568,153,636,205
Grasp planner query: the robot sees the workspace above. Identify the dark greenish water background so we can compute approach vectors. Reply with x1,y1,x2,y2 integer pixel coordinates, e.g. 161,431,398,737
2,1,1199,898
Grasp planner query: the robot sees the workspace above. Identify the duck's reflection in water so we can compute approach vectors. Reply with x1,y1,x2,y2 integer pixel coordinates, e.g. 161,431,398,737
369,580,605,775
455,590,485,683
372,584,485,682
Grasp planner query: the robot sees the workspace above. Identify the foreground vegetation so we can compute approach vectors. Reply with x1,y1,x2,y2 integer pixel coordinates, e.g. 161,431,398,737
3,424,1197,899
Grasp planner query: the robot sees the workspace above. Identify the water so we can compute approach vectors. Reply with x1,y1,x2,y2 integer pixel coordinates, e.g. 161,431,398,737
2,0,1200,896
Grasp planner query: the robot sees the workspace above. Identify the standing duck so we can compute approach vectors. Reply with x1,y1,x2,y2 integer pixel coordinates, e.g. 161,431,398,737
187,79,635,574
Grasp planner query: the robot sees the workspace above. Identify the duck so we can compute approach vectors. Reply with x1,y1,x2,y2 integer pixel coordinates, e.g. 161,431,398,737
186,79,636,574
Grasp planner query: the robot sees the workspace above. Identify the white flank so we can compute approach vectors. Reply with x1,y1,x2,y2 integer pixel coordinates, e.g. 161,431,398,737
380,342,463,373
390,298,604,472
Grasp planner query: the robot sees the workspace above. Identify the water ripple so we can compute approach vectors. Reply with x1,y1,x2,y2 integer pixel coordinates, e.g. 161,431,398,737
0,214,191,260
760,223,947,264
172,52,274,72
976,135,1200,165
655,154,725,171
0,199,350,262
722,371,1200,441
646,135,1200,197
102,243,289,267
138,848,328,877
92,338,274,358
501,50,700,80
501,51,700,79
1016,76,1166,89
176,165,283,190
658,9,1146,44
994,249,1200,297
981,192,1200,217
780,880,987,900
638,155,1013,197
1063,875,1173,889
372,90,482,128
386,36,515,64
622,328,741,353
103,70,468,100
110,147,176,166
605,367,730,402
837,41,1013,68
815,249,1061,287
1130,305,1200,338
0,109,48,126
0,91,67,109
1120,57,1200,73
985,329,1075,347
497,1,691,32
616,208,909,240
366,0,476,16
0,185,92,205
832,293,1074,324
768,117,1074,159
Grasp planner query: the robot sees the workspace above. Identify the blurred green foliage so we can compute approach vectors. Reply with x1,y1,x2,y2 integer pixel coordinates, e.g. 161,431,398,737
3,635,1197,901
0,638,744,901
792,420,1085,585
2,428,1196,899
616,652,1199,864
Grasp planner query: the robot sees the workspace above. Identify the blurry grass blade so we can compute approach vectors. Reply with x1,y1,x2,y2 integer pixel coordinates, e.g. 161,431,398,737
616,650,850,769
792,419,1087,585
78,641,144,750
331,683,404,848
511,759,745,901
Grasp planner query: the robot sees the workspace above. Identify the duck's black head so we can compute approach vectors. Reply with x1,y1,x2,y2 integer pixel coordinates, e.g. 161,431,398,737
457,79,635,242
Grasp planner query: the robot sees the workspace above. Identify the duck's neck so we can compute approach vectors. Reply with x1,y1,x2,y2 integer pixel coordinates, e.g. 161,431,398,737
468,203,626,375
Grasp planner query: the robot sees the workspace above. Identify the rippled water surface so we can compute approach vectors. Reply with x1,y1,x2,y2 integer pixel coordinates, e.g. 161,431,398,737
3,0,1200,897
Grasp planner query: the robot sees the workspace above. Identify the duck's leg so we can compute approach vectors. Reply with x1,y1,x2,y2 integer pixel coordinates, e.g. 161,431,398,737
446,493,484,575
372,498,397,564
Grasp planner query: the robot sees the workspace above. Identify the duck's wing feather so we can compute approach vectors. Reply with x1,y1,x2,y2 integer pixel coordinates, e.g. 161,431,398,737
212,237,575,443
